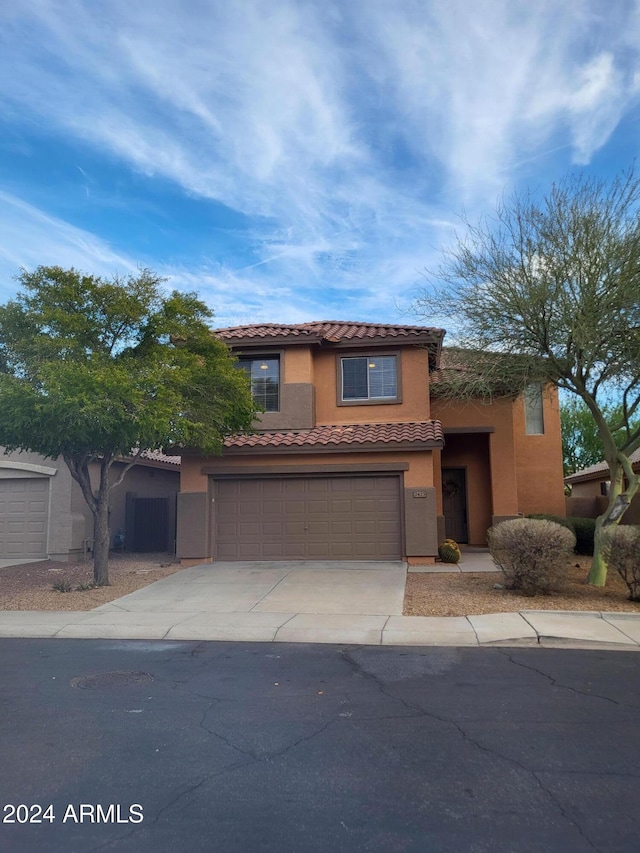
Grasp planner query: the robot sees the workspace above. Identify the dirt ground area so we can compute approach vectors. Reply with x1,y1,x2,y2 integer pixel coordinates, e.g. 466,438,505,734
0,552,185,611
403,557,640,617
3,552,639,618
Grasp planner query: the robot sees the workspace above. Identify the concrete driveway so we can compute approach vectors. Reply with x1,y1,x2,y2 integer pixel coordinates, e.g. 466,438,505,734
99,560,408,616
63,561,406,644
0,558,46,569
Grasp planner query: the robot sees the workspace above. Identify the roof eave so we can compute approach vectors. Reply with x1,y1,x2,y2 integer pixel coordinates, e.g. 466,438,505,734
220,439,444,455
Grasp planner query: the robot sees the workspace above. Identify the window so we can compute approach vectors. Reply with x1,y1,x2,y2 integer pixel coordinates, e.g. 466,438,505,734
524,383,544,434
238,357,280,412
341,355,398,402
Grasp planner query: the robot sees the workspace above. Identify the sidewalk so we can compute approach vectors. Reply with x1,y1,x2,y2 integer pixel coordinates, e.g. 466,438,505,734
0,607,639,649
1,556,639,649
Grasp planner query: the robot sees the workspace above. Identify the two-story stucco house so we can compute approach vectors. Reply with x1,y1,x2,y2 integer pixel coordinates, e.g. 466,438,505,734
176,322,566,565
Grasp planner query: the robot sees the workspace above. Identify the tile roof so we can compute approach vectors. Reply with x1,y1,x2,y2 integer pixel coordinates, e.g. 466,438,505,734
215,321,444,345
223,421,444,450
137,449,181,466
564,447,640,483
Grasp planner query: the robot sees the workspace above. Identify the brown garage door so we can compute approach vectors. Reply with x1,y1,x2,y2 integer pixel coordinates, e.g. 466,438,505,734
215,475,401,560
0,478,49,559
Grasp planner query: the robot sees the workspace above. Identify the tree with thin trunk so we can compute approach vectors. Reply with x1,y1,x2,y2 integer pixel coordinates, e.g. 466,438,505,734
0,266,258,585
413,169,640,586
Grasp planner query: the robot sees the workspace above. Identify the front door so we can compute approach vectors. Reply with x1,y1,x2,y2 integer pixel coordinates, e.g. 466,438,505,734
441,468,468,543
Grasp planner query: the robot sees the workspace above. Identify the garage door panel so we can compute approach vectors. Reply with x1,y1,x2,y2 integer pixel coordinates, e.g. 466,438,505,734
283,480,307,496
215,476,401,561
263,502,284,515
238,522,262,536
0,478,49,559
331,521,352,535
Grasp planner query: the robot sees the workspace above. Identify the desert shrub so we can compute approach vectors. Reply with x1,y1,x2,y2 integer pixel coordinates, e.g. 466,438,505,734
527,514,595,555
608,526,640,602
488,518,576,596
569,517,596,555
52,579,73,593
527,513,575,533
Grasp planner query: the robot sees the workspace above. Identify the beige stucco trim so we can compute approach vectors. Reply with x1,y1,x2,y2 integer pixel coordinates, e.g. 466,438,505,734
0,460,58,478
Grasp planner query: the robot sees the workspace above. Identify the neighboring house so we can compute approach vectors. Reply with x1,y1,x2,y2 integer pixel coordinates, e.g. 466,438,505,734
565,448,640,525
176,322,566,565
0,449,180,561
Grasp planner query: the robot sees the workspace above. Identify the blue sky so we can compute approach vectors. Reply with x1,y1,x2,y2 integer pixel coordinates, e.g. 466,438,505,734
1,0,639,327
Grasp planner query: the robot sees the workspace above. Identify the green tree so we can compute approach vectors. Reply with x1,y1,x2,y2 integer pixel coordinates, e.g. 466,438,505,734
561,398,640,476
413,169,640,586
0,266,258,585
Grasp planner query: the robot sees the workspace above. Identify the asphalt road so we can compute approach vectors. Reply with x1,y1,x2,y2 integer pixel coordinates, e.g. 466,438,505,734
1,640,639,853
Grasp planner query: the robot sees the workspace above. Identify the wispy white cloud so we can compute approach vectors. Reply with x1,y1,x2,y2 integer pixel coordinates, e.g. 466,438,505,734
0,0,639,320
0,191,136,296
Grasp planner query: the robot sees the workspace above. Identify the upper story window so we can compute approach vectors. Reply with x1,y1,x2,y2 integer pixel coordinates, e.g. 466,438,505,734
341,355,398,402
524,383,544,434
238,356,280,412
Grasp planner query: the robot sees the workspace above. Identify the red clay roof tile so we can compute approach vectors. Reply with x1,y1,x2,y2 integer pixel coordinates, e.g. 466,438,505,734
224,421,443,450
215,321,444,345
138,449,181,466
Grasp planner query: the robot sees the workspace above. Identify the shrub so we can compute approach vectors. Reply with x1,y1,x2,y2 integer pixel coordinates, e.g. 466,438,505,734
608,526,640,602
488,518,576,596
569,516,596,555
76,581,98,591
527,513,575,533
527,514,595,555
52,579,73,593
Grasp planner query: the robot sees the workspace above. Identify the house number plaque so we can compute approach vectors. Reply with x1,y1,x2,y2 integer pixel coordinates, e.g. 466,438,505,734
413,491,427,498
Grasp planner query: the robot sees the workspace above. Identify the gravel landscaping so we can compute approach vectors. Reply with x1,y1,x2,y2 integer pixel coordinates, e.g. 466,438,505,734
2,552,639,618
404,557,640,617
0,552,184,611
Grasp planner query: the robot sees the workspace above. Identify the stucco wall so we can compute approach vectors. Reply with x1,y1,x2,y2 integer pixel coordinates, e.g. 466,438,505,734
570,480,605,499
512,386,566,517
431,396,519,540
314,346,431,425
432,388,566,519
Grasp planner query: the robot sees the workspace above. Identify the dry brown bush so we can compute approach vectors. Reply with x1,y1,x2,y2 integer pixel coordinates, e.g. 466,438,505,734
488,518,576,596
609,526,640,601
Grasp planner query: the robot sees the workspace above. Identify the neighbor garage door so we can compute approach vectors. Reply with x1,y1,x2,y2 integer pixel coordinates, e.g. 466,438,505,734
0,478,49,559
215,475,401,560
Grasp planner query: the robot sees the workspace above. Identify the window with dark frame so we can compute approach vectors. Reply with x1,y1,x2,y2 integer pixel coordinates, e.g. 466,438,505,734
237,356,280,412
341,355,398,401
